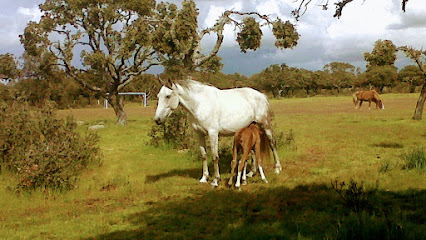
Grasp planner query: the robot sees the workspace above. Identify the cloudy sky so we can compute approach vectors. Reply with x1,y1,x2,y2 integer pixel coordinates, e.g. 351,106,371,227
0,0,425,75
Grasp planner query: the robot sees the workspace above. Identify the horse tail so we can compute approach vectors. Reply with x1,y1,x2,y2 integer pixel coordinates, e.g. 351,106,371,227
352,92,358,106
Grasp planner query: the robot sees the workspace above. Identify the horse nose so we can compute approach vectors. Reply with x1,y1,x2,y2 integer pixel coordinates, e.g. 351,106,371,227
155,118,162,125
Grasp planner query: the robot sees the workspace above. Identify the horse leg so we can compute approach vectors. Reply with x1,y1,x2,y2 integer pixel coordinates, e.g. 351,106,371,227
208,131,220,187
359,100,363,109
355,99,360,109
368,100,371,110
195,131,209,183
228,139,238,187
246,150,257,178
264,128,282,174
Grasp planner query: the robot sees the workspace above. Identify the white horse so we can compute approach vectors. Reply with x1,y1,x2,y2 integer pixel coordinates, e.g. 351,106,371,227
154,79,282,186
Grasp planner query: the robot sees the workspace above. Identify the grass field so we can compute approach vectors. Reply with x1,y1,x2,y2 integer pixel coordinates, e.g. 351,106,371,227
0,94,425,239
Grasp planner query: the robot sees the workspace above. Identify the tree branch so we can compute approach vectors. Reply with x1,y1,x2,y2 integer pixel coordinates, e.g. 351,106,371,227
333,0,355,19
117,62,159,91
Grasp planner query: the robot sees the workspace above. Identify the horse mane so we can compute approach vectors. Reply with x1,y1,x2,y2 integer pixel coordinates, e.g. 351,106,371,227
175,78,218,91
371,90,381,100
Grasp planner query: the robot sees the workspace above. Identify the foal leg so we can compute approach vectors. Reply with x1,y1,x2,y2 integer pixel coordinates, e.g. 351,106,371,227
228,158,237,187
246,150,257,178
208,131,220,187
195,131,209,183
235,146,250,188
368,101,371,110
242,161,248,185
255,140,268,183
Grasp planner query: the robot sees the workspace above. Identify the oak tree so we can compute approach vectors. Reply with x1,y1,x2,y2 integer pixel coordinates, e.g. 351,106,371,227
398,46,426,120
0,54,20,80
21,0,300,124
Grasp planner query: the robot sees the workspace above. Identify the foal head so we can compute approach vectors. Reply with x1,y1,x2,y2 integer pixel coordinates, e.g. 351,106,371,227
154,85,179,125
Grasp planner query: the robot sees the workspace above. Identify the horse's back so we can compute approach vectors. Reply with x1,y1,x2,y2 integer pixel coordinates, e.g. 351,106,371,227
356,90,374,100
214,88,270,132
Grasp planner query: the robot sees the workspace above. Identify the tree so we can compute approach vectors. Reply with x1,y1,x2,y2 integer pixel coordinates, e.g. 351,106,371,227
21,0,300,125
323,62,356,93
0,54,20,80
364,40,398,92
364,65,397,92
152,1,299,78
253,64,286,97
398,65,424,93
21,0,158,125
364,40,397,68
292,0,410,20
398,46,426,120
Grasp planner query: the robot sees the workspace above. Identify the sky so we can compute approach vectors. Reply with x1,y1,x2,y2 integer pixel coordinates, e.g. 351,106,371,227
0,0,425,76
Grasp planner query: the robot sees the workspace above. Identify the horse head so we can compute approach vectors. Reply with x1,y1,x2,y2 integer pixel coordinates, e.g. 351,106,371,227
377,99,384,110
154,79,179,125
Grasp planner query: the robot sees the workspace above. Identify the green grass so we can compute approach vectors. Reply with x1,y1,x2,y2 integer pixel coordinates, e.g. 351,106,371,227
0,93,425,239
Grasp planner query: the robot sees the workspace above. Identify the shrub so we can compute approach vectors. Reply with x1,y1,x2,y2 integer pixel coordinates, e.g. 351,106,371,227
335,211,407,240
402,148,425,170
148,109,193,150
0,101,100,190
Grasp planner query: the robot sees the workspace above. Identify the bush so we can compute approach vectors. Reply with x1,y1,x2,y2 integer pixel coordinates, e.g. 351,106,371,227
335,211,407,240
148,109,193,150
402,148,425,170
0,101,100,190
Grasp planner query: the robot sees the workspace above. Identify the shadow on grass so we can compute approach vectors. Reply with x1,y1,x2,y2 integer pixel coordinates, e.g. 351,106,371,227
373,141,404,149
87,184,425,240
145,151,239,183
145,167,201,183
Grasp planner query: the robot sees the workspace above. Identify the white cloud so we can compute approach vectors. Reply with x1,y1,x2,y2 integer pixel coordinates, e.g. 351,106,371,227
17,7,42,22
387,12,426,30
1,0,425,74
0,5,42,54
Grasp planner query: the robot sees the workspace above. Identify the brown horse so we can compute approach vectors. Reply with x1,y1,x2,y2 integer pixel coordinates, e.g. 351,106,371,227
228,122,270,188
353,90,384,110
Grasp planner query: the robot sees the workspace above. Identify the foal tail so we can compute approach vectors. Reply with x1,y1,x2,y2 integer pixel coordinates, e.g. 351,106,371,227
259,128,271,164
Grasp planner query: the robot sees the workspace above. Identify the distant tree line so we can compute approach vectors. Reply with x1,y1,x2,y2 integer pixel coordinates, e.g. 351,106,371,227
1,39,424,107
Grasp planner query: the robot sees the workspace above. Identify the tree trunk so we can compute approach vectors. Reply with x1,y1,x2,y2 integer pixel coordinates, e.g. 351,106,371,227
409,82,415,93
109,93,128,125
413,82,426,120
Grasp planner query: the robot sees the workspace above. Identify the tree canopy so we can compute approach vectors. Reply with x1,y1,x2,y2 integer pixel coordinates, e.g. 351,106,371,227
20,0,300,124
0,54,20,79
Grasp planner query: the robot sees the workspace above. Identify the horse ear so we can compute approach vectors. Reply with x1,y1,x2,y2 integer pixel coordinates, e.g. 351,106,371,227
158,76,165,86
167,79,174,89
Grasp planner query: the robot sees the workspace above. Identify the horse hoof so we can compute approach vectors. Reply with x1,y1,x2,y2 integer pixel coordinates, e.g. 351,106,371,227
275,168,280,174
227,179,234,187
242,180,247,185
210,179,219,187
199,176,208,183
246,171,255,178
263,179,269,184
